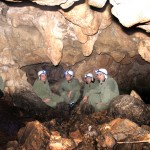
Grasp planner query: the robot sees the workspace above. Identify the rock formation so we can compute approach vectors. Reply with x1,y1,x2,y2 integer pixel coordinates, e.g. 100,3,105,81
0,0,149,95
6,117,150,149
108,95,150,125
110,0,150,30
0,1,150,149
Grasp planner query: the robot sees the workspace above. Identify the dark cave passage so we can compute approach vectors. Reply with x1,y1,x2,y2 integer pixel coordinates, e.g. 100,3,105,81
21,63,65,85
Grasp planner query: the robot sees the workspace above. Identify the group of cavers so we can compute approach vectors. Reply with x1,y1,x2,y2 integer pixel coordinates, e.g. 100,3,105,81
32,68,119,112
0,68,119,113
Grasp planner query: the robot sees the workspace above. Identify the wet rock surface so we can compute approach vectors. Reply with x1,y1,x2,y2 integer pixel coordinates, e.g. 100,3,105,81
108,95,150,125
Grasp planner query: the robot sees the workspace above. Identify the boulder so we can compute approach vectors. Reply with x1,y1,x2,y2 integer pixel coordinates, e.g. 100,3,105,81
110,0,150,28
98,118,150,149
49,131,75,149
108,95,150,125
17,121,50,149
11,90,53,118
87,0,107,8
6,141,18,149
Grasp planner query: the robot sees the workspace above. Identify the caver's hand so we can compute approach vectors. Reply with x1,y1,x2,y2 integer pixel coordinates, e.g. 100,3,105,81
67,91,72,98
43,98,50,103
82,96,88,103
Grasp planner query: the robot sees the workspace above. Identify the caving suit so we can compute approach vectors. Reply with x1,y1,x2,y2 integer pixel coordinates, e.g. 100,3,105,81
85,76,119,112
59,78,81,104
0,76,4,98
0,76,4,91
83,80,99,96
33,79,64,108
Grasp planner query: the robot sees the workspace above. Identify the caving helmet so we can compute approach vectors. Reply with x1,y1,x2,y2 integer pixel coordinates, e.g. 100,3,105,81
65,70,74,77
38,70,47,79
95,68,108,79
84,73,94,81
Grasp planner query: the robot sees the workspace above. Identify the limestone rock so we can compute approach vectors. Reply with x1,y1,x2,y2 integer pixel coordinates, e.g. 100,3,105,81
87,0,107,8
49,131,75,149
2,65,32,93
33,11,65,65
0,48,15,66
73,54,111,82
73,24,88,43
61,46,85,66
60,2,101,36
99,4,112,30
110,51,126,62
17,121,50,149
69,130,83,146
6,107,150,149
138,40,150,62
32,0,78,8
81,33,98,56
11,90,52,117
0,1,150,94
130,90,142,101
137,23,150,32
110,0,150,29
32,0,68,6
103,132,116,148
6,141,18,149
108,95,150,125
95,23,138,58
99,118,150,146
60,0,79,9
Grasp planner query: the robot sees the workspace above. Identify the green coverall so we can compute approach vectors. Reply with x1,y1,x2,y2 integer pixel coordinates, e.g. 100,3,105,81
0,76,4,91
85,76,119,112
33,79,64,108
59,78,81,104
83,80,99,96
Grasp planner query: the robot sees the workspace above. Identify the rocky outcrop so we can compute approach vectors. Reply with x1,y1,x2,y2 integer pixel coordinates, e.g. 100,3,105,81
11,90,52,116
95,22,138,58
99,118,150,149
17,121,50,149
110,0,150,29
88,0,107,8
138,40,150,63
108,95,150,125
4,0,150,33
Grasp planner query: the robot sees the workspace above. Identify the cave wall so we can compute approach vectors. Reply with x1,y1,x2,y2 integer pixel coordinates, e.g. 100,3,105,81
21,54,150,103
0,0,150,94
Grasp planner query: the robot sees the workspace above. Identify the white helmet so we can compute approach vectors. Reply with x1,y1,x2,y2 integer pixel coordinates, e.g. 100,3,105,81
65,70,74,77
38,70,47,79
84,73,94,81
95,68,108,79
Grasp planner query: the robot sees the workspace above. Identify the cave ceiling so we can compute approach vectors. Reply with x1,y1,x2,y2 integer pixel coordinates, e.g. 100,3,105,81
0,0,150,93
